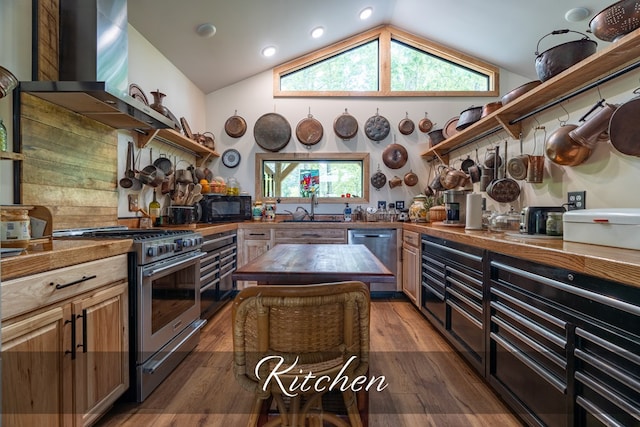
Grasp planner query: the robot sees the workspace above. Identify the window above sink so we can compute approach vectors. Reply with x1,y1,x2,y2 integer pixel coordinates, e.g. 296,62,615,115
255,152,370,204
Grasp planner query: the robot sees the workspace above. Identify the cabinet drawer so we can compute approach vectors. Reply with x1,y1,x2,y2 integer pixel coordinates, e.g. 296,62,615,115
403,230,420,247
274,228,346,243
242,229,272,240
2,255,128,321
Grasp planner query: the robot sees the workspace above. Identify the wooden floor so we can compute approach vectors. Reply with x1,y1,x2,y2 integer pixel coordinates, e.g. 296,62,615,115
96,299,525,427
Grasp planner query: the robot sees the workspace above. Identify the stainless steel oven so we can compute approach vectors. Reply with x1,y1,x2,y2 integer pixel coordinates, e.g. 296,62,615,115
136,249,206,401
53,227,207,402
199,231,237,318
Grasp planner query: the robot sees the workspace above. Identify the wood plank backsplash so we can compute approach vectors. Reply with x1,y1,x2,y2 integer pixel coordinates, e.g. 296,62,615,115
20,94,119,230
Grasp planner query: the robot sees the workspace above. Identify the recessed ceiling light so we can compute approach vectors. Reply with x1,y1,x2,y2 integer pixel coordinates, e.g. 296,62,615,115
359,7,373,20
262,46,277,57
311,27,324,39
564,7,590,22
196,23,216,38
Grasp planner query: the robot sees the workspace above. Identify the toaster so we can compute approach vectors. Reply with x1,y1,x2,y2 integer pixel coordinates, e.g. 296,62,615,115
520,206,566,234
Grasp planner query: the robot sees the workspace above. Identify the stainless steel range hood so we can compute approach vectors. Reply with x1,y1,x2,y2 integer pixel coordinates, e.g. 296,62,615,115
21,0,174,130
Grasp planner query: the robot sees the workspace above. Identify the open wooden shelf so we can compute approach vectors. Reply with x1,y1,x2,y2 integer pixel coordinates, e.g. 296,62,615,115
136,128,220,166
422,27,640,161
0,152,25,161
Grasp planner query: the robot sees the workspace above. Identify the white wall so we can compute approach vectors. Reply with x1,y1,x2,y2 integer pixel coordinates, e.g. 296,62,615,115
0,1,32,205
204,65,640,215
119,27,209,218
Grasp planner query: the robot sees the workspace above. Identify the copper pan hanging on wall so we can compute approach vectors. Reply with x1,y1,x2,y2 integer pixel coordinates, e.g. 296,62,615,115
296,110,323,146
224,110,247,138
253,112,291,152
382,136,408,169
333,108,358,140
398,112,415,135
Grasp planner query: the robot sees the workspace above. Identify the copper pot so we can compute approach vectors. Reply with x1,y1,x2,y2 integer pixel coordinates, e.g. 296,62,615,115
404,170,418,186
501,81,542,105
333,109,358,140
382,142,408,169
545,124,592,166
481,101,502,118
535,30,597,82
418,113,433,133
590,0,640,42
389,176,403,189
224,112,247,138
569,102,617,149
296,113,323,146
398,113,415,135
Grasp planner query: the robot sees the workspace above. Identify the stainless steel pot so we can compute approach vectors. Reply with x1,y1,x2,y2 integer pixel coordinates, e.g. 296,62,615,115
138,149,165,187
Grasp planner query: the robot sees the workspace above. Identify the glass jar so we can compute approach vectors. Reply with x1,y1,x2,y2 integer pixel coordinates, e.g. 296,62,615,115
252,201,264,221
409,195,429,223
226,177,239,196
1,206,31,248
546,212,564,236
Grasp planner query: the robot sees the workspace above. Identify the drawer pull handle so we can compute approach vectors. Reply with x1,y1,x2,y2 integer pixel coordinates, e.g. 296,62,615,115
52,275,97,290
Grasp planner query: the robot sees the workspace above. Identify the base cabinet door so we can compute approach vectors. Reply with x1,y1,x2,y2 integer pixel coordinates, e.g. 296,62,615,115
73,282,129,427
2,255,129,426
238,228,273,288
2,306,73,427
401,230,420,306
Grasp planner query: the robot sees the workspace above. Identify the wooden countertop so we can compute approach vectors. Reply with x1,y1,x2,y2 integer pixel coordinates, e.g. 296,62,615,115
404,222,640,289
232,243,395,285
1,239,133,281
4,219,640,289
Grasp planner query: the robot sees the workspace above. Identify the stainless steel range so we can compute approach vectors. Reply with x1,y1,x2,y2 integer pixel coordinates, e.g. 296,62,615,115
54,227,206,402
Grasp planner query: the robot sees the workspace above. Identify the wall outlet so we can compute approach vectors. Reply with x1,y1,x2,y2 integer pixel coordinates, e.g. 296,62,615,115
128,194,139,212
567,191,586,210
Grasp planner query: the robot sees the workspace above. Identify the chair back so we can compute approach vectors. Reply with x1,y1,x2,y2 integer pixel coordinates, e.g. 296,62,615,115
232,281,370,399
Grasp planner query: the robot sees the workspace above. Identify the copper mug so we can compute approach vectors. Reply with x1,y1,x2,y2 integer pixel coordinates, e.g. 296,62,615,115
526,155,545,183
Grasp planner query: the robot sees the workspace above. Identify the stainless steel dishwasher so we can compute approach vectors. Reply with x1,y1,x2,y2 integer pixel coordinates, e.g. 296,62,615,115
348,229,397,293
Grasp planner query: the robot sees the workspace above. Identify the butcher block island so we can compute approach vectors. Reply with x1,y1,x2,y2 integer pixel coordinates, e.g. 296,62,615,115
232,243,394,286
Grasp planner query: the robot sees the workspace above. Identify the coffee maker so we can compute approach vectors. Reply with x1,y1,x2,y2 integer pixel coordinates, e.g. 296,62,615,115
444,190,469,225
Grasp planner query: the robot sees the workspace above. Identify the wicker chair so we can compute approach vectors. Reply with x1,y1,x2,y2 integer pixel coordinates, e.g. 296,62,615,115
232,281,371,427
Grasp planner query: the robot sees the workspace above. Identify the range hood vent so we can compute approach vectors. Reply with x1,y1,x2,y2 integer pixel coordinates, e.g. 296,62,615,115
21,0,173,131
20,81,174,130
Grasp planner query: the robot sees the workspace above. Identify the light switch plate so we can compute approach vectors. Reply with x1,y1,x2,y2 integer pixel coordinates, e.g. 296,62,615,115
128,194,139,212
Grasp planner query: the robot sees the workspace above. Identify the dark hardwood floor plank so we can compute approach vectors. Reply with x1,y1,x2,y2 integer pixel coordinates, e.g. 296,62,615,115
96,299,524,427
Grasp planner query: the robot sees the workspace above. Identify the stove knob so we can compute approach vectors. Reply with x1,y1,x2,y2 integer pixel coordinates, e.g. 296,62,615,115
164,243,173,253
183,239,191,248
158,245,165,255
147,246,157,257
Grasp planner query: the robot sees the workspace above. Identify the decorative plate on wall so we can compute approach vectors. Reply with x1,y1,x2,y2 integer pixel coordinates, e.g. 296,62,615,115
222,149,241,168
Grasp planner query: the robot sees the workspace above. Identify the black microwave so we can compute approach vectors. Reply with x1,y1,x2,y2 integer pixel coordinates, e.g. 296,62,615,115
198,194,252,223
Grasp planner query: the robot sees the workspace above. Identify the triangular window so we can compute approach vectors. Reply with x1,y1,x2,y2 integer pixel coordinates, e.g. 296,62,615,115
274,25,498,97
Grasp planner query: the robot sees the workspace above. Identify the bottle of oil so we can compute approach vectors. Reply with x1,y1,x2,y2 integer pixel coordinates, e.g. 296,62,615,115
149,189,161,225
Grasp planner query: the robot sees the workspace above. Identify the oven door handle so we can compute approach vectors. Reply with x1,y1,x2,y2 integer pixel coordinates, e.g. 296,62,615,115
143,252,206,278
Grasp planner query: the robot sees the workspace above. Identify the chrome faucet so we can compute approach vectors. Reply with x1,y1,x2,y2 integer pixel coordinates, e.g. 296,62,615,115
309,192,318,220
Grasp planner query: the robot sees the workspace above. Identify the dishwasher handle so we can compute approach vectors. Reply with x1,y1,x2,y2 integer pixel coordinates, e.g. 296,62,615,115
350,233,392,239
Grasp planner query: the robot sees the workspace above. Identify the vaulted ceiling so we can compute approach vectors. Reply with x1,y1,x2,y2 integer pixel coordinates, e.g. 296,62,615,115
128,0,611,94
